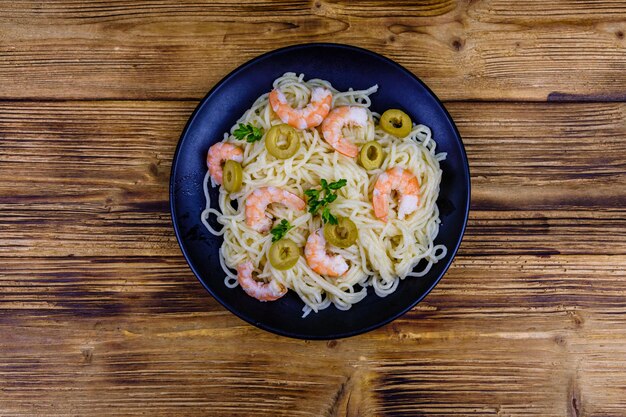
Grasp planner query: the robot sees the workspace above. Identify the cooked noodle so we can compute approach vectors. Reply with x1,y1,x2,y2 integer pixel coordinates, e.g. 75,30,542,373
201,73,447,317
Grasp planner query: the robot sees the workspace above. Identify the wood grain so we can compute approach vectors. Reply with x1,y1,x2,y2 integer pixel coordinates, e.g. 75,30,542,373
1,255,626,416
0,0,624,100
1,98,626,415
1,101,624,257
2,1,626,414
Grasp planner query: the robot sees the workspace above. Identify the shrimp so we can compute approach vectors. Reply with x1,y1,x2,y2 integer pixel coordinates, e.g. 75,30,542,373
304,230,349,277
245,186,306,233
237,261,287,301
372,167,420,222
321,106,369,158
269,87,332,130
206,142,243,185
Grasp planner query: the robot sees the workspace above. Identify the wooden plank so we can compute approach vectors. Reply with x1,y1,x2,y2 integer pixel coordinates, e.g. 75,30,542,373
1,254,625,317
453,102,626,256
470,0,626,23
1,255,625,415
1,101,624,257
0,1,624,100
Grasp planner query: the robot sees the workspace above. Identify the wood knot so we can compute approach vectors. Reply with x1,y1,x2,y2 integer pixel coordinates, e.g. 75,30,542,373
617,31,624,39
149,162,160,178
569,376,582,417
314,1,321,8
554,335,566,347
389,35,396,43
328,370,376,417
571,392,581,417
327,340,338,348
81,347,94,364
451,38,464,51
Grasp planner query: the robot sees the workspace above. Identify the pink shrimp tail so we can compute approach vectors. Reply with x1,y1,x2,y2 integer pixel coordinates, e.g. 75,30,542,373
245,186,306,233
372,167,420,222
207,142,243,185
321,106,368,158
269,87,332,130
237,261,286,302
304,230,349,277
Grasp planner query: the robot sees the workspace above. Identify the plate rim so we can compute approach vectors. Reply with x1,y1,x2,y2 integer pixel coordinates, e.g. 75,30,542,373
169,42,471,340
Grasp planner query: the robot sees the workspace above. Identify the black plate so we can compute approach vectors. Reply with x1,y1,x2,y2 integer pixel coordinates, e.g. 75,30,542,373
170,43,470,339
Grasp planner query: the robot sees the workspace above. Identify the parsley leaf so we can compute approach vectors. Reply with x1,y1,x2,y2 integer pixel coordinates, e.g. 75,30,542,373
305,178,347,223
233,123,264,143
321,207,338,225
304,188,320,200
327,179,347,190
270,219,293,242
307,201,321,215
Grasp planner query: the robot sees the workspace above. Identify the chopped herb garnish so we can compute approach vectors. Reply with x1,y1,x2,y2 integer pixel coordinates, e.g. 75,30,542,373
321,207,338,225
270,219,293,242
305,178,347,224
233,123,264,143
327,179,347,190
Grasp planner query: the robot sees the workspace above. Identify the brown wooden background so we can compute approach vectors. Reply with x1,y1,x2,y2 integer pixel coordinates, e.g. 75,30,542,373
1,1,625,416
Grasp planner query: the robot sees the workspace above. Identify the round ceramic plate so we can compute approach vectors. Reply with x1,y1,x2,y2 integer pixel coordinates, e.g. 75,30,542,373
170,43,470,339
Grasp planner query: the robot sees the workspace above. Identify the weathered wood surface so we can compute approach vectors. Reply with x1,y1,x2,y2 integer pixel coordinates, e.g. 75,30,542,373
2,0,626,415
2,102,625,257
0,0,625,101
1,100,626,416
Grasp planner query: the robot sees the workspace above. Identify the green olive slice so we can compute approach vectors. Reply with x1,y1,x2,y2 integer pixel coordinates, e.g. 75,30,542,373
380,109,412,138
265,124,300,159
323,217,358,248
359,141,384,170
222,160,243,193
269,239,300,270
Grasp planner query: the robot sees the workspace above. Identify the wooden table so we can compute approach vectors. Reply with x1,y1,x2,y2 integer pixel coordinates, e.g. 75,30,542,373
1,1,625,416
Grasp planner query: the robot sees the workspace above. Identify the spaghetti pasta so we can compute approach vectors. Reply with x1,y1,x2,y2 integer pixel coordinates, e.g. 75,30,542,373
201,73,447,317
